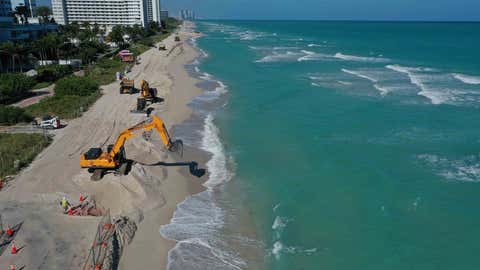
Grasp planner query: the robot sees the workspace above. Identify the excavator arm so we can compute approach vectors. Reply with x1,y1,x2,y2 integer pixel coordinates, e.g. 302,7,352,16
107,115,183,159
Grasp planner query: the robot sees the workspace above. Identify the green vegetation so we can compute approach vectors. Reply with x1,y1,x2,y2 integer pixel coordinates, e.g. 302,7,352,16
0,133,51,177
0,73,36,104
26,76,100,118
86,58,126,85
37,64,73,82
55,76,99,96
32,81,52,90
26,92,101,119
0,106,33,125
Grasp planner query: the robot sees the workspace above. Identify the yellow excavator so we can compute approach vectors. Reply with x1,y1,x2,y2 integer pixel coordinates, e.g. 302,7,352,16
80,115,183,181
133,80,164,113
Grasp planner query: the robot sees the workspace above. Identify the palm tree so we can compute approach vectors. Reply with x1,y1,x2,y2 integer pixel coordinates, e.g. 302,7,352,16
35,6,52,24
14,4,30,24
0,42,18,72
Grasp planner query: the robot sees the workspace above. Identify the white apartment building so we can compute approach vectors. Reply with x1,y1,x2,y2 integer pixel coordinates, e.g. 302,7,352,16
52,0,161,28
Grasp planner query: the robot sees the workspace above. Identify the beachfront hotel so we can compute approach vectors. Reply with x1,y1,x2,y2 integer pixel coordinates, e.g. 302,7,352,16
52,0,162,28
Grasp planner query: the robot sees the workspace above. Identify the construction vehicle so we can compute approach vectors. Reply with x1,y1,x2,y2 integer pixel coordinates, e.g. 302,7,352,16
119,78,135,94
132,80,164,113
174,35,180,42
80,115,183,181
158,43,166,51
31,115,60,129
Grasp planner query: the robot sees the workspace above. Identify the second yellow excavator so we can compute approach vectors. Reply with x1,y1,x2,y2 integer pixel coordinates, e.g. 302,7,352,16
133,80,164,113
80,115,183,180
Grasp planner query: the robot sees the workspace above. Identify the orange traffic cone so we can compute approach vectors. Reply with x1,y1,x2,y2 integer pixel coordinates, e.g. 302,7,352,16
68,207,74,216
6,225,13,237
10,264,15,270
11,242,17,254
79,194,84,203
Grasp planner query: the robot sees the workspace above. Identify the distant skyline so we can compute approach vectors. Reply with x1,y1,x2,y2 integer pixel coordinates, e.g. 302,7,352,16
14,0,480,22
163,0,480,21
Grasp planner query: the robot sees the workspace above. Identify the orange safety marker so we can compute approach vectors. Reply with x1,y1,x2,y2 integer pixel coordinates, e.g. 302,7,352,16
11,242,17,254
10,265,15,270
6,225,13,237
79,194,84,203
68,208,74,216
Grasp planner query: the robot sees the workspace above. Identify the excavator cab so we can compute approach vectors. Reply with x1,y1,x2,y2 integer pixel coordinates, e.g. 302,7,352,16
83,148,102,160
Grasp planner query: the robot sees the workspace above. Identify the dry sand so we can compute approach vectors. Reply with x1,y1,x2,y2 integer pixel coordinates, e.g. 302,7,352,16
0,22,208,269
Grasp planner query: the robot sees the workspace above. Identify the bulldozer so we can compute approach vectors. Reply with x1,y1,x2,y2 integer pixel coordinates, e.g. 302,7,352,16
80,115,183,181
132,80,164,113
119,78,135,94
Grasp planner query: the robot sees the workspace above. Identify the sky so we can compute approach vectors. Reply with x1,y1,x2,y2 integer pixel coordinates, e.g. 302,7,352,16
15,0,480,21
163,0,480,21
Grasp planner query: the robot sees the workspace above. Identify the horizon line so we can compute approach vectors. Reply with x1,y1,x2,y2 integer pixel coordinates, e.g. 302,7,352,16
191,18,480,23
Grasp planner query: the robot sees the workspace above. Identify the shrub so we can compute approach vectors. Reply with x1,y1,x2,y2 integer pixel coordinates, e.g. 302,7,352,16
26,92,101,119
0,133,51,177
0,73,36,104
0,105,33,125
55,76,99,97
37,64,73,82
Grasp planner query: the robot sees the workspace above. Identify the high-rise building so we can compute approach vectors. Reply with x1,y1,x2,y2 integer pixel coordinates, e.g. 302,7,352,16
52,0,162,28
159,10,167,27
179,9,195,20
24,0,35,17
0,0,12,21
51,0,67,24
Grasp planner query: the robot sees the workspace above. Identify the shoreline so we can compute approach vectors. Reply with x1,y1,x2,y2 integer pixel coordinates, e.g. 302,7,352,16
0,22,210,270
118,22,211,269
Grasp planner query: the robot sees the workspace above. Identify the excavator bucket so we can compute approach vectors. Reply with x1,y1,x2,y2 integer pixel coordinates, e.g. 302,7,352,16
169,139,184,157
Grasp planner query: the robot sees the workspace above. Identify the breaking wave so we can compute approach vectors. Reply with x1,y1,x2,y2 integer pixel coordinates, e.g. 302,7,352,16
417,154,480,182
255,51,304,63
386,64,452,104
297,50,330,62
334,52,390,62
341,68,378,82
452,73,480,85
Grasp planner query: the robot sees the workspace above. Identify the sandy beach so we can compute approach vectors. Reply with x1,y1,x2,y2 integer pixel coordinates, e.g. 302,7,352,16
0,21,208,269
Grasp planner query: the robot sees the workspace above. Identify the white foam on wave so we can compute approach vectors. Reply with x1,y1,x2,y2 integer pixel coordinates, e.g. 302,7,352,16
199,72,213,81
215,80,229,95
272,241,283,260
255,51,303,63
297,50,330,62
373,84,391,96
417,154,480,182
341,68,378,82
338,80,352,86
161,191,245,270
307,43,325,48
334,52,390,63
201,114,233,188
452,73,480,85
386,64,450,104
270,241,318,260
272,216,288,230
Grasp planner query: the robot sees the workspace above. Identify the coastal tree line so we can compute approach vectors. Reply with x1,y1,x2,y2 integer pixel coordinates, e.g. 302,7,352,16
0,7,180,126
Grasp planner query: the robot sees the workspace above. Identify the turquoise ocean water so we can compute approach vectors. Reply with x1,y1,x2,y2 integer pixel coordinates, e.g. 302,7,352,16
162,21,480,269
